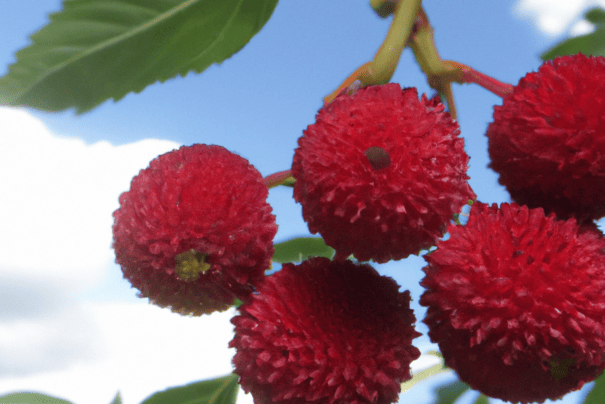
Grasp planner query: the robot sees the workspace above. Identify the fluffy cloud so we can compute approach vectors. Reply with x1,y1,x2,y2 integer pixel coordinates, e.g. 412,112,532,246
0,106,179,377
514,0,605,36
0,108,265,404
1,303,248,404
0,107,179,287
0,108,440,404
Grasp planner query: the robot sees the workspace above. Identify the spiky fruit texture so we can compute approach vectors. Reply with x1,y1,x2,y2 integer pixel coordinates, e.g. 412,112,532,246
230,257,421,404
292,83,475,263
420,202,605,403
487,53,605,224
112,144,277,316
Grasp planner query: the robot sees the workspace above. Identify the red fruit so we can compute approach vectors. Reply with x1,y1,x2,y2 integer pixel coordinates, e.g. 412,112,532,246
292,83,475,263
230,257,421,404
112,144,277,316
420,202,605,403
487,53,605,224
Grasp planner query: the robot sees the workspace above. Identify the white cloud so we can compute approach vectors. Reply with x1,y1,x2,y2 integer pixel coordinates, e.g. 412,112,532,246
0,108,254,404
0,303,253,404
0,108,432,404
1,299,435,404
570,19,597,36
514,0,605,36
0,107,179,289
0,302,105,377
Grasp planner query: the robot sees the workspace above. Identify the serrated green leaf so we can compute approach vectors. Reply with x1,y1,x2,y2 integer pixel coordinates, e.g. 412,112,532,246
582,372,605,403
585,7,605,26
141,373,239,404
0,392,73,404
110,391,122,404
0,0,279,113
272,237,335,263
473,393,489,404
434,380,471,404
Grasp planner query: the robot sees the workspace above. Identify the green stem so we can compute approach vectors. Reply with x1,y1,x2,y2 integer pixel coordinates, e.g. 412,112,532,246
408,7,459,119
324,0,421,104
371,0,422,84
370,0,398,18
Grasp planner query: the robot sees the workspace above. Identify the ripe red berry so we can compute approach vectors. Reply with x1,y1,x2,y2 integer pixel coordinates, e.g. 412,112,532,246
230,257,421,404
487,53,605,224
292,83,475,263
420,202,605,403
112,144,277,316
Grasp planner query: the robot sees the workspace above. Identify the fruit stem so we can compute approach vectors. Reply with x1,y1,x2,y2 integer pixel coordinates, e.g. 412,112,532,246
450,62,514,98
264,169,294,188
323,0,422,105
407,6,514,118
370,0,398,18
408,7,459,119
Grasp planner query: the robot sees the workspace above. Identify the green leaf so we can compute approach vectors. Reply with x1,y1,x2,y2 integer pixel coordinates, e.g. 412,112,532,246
585,7,605,26
0,0,279,113
541,30,605,60
0,392,73,404
582,372,605,403
272,237,335,263
434,380,471,404
473,393,489,404
110,391,122,404
141,373,239,404
541,7,605,60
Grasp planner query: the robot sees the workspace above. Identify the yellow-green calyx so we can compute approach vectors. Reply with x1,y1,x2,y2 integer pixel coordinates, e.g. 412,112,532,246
549,357,575,380
175,249,211,281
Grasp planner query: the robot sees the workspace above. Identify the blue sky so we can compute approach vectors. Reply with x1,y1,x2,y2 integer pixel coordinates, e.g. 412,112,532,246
1,1,604,404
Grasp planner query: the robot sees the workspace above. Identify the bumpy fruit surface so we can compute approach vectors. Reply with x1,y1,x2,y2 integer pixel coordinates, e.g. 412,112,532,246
230,257,421,404
487,53,605,224
112,144,277,315
420,202,605,403
292,83,475,263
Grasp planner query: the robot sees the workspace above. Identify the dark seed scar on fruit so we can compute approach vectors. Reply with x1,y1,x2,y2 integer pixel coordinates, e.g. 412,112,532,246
365,146,391,170
175,249,211,281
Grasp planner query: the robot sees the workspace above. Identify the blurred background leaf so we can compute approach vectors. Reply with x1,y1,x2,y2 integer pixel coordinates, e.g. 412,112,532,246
273,237,335,263
542,7,605,60
140,373,238,404
582,372,605,403
434,380,471,404
472,393,489,404
0,392,73,404
109,391,122,404
0,0,279,113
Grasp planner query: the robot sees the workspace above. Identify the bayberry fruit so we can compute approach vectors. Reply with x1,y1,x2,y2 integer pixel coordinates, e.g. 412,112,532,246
112,144,277,316
420,201,605,403
230,257,421,404
487,53,605,224
292,83,475,263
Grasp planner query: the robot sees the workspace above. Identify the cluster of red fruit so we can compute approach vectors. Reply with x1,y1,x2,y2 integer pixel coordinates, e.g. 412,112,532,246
112,53,605,404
